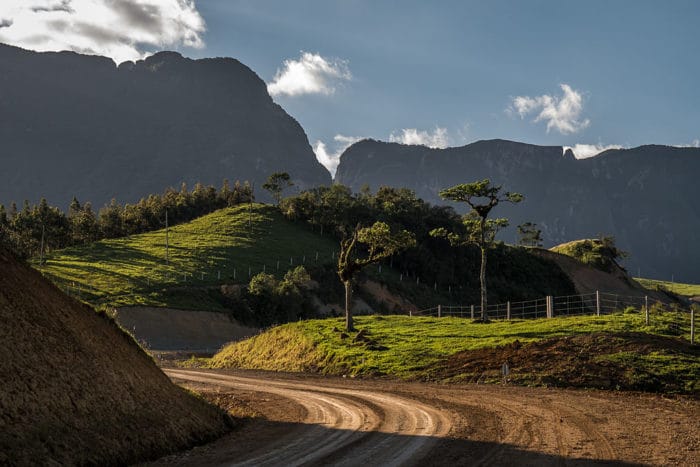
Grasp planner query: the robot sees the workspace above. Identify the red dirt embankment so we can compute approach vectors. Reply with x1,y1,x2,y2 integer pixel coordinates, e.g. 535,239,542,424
0,250,232,465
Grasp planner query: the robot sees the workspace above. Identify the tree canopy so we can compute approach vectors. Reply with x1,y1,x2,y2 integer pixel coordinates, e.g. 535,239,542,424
432,179,523,321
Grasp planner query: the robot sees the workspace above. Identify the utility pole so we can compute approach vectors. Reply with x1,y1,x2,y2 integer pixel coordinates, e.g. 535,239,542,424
165,208,169,266
249,182,254,235
39,224,45,265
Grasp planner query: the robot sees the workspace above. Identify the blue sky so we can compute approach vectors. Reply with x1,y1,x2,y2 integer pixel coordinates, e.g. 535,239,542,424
1,0,699,175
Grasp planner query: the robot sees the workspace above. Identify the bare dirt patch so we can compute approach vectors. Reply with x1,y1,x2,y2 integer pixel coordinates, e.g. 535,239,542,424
535,249,669,301
0,251,232,466
427,332,699,395
114,306,258,351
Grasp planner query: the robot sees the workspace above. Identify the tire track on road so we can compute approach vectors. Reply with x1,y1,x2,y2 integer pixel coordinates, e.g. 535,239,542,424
166,369,451,466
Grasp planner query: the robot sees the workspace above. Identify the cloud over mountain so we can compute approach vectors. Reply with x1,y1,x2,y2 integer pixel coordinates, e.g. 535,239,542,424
510,84,590,134
0,0,206,63
313,134,363,177
268,52,351,97
389,127,450,148
564,143,624,159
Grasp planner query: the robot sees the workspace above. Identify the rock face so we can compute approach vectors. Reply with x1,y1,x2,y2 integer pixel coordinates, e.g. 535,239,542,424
336,139,700,282
0,43,331,208
0,249,231,465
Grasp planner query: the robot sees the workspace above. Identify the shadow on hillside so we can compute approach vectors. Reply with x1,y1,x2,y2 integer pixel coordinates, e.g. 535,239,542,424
145,418,646,466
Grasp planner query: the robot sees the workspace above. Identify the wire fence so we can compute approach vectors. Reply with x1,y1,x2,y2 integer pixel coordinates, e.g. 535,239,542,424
413,290,695,322
412,290,697,343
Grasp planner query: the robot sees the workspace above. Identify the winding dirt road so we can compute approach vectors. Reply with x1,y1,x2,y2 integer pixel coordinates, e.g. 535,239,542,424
152,369,699,466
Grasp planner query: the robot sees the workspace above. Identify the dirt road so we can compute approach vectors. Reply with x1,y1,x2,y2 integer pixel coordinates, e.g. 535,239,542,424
153,369,699,466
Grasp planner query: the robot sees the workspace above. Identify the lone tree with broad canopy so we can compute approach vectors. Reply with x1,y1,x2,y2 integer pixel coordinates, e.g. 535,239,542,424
338,222,415,331
262,172,294,205
431,179,523,321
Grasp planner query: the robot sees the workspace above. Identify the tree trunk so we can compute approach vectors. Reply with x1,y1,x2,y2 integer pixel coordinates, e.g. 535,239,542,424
344,280,354,331
480,245,487,321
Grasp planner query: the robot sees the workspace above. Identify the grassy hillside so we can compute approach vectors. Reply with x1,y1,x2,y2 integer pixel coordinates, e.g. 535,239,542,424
210,312,698,395
37,203,578,315
37,204,340,310
634,278,700,297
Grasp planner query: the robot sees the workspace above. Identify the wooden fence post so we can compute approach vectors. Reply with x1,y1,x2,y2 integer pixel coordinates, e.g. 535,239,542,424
470,305,474,320
596,290,601,316
438,304,442,318
645,296,649,325
546,296,553,318
507,301,511,320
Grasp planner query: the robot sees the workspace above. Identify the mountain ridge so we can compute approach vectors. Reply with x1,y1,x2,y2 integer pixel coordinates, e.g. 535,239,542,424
335,138,700,282
0,43,331,209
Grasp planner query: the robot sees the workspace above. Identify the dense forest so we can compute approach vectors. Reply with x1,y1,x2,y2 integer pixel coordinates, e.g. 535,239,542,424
0,181,253,259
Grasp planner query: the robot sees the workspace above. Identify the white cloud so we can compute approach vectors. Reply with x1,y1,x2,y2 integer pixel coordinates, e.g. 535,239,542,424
268,52,351,97
563,143,624,159
389,127,450,148
0,0,206,63
313,134,363,177
510,84,590,134
673,139,700,148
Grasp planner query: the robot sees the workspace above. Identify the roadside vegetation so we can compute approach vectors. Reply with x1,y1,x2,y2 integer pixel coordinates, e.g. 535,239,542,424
210,311,698,395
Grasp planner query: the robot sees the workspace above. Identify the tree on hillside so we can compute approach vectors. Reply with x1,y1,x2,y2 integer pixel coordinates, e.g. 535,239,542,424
337,222,415,331
431,179,523,321
262,172,294,205
517,222,543,247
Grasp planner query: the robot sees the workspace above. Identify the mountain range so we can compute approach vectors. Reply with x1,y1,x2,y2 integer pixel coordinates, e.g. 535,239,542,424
0,43,330,208
336,139,700,282
1,44,697,282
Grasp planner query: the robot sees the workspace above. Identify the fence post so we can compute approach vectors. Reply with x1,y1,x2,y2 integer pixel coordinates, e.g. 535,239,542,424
277,260,280,271
438,304,442,318
546,296,553,318
217,270,221,280
470,304,474,320
507,301,511,320
233,268,236,280
596,290,601,316
645,296,649,325
691,308,695,344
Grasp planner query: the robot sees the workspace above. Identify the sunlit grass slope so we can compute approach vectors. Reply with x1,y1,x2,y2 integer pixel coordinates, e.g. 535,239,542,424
38,204,339,310
634,278,700,297
210,311,697,382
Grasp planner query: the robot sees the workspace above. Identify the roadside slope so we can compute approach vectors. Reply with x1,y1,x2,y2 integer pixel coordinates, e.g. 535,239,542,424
210,314,698,395
0,250,231,465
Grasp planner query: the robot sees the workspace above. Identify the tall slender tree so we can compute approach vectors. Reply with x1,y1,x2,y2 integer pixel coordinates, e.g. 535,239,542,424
431,179,523,321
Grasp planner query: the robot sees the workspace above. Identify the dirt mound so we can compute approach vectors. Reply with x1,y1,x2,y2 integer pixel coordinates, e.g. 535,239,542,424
428,332,699,396
114,307,258,351
0,250,232,465
535,248,669,301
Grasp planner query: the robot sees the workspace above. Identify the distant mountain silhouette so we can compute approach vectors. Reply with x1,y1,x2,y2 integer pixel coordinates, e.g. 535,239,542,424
0,43,330,208
336,139,700,282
